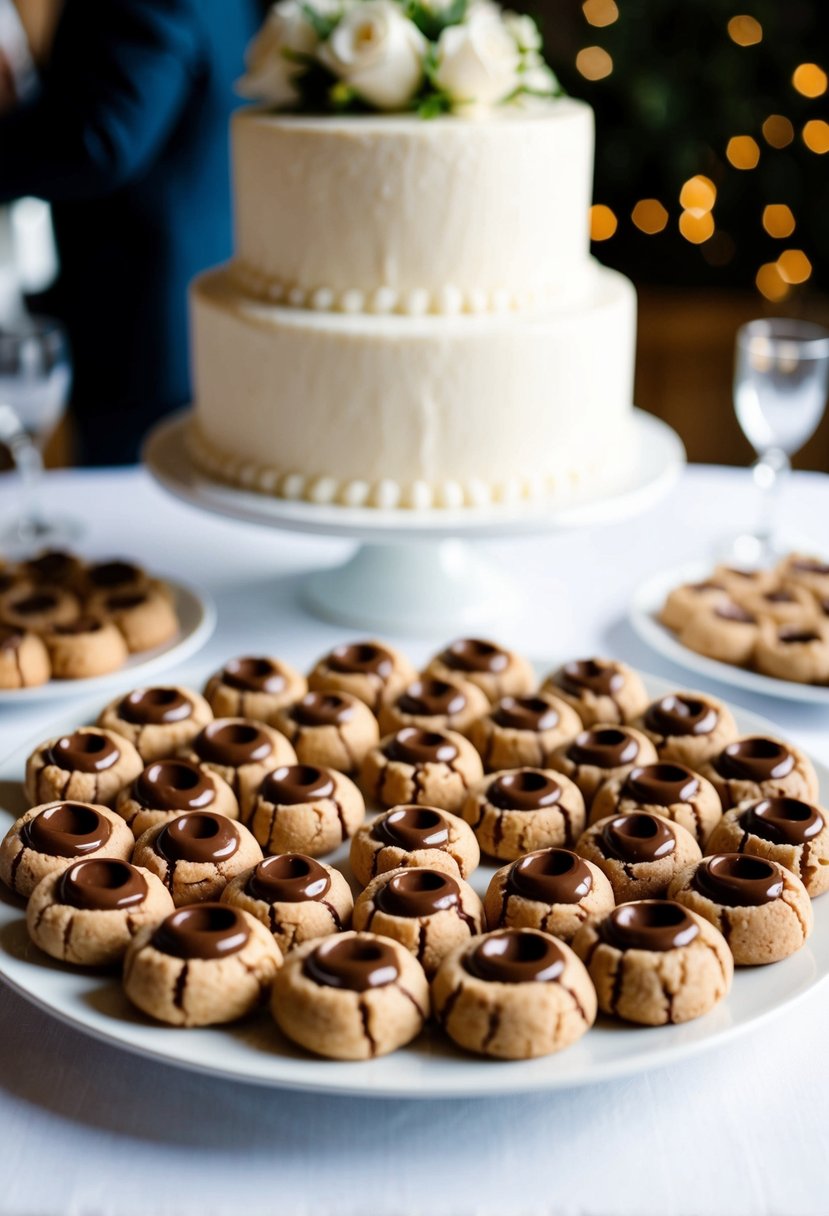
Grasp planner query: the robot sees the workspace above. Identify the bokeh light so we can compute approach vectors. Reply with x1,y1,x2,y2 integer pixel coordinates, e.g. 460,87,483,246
582,0,618,27
727,15,762,46
777,249,813,284
762,115,794,147
802,119,829,153
755,263,790,302
726,135,760,168
678,210,715,244
576,46,614,80
631,199,669,234
679,176,716,211
762,205,796,238
792,63,827,98
589,204,618,240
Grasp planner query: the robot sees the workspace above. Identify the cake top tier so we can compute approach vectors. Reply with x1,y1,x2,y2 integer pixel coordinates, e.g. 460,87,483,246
238,0,559,116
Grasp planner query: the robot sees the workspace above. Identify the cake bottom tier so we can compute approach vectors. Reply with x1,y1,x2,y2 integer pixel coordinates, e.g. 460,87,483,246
190,266,637,510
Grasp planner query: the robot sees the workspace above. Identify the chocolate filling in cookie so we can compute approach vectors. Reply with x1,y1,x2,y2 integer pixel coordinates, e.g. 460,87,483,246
151,903,250,959
154,812,239,865
261,764,336,805
487,770,562,811
567,728,639,768
693,853,784,906
51,617,105,636
304,936,399,990
290,692,354,727
247,854,331,903
86,560,144,590
714,738,795,782
222,657,287,694
492,696,559,732
56,858,148,911
715,603,756,623
118,688,193,725
383,727,459,766
600,901,699,951
397,679,467,717
194,722,273,767
135,761,216,811
374,869,462,917
370,806,450,850
439,638,509,674
599,812,676,862
46,731,121,773
464,929,565,983
327,642,393,678
776,627,821,645
20,802,112,856
644,695,719,738
506,849,593,904
555,659,624,698
623,763,700,806
739,797,824,845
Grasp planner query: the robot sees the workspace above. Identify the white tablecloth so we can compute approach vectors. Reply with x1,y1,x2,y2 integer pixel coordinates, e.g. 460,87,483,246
1,463,827,1216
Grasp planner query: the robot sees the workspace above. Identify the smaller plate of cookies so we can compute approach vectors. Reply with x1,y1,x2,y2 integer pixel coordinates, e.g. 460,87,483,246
0,550,216,703
0,640,828,1098
630,554,829,705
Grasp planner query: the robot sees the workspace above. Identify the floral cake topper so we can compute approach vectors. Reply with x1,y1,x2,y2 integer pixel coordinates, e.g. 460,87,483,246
238,0,560,115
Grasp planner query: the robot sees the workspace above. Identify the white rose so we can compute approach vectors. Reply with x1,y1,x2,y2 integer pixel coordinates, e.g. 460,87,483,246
434,9,521,107
237,0,321,105
503,11,542,53
318,1,426,111
522,60,558,94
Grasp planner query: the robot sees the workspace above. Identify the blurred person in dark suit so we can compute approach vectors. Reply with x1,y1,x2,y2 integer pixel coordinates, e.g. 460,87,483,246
0,0,262,463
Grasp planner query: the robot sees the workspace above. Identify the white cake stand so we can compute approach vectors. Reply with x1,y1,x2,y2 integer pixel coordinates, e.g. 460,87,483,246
144,410,684,633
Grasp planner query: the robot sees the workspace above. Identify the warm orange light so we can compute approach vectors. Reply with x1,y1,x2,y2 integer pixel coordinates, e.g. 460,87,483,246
726,135,760,168
727,15,762,45
589,204,617,240
762,204,796,238
762,114,794,148
678,210,715,244
679,176,716,211
777,249,812,284
631,198,669,234
803,119,829,153
792,63,827,98
582,0,618,27
755,263,790,302
576,46,613,80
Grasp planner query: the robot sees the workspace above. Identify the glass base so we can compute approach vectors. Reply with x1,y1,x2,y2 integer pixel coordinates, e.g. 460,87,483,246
0,512,84,557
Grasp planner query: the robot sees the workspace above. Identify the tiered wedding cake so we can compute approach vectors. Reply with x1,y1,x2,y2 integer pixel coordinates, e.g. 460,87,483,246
189,0,636,509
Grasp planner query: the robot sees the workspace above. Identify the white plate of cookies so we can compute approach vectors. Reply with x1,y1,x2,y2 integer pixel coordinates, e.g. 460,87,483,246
630,555,829,705
0,642,827,1098
0,550,216,703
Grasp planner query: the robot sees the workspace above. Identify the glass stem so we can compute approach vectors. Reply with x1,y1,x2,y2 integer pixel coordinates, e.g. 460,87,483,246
752,446,789,555
13,432,46,542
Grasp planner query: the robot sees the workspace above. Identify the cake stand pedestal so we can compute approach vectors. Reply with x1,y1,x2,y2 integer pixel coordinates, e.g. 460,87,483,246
144,410,684,635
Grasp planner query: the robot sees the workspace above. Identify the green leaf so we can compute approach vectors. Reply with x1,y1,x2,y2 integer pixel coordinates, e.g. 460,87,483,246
298,0,340,41
407,0,466,42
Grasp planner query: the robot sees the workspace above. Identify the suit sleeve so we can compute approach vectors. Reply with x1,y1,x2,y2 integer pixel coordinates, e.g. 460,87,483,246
0,0,205,203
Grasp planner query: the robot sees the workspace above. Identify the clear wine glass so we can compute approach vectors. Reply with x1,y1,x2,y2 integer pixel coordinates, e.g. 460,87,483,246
0,314,79,552
732,317,829,565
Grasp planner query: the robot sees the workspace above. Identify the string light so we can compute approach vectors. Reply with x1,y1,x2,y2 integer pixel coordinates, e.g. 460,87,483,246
762,114,794,148
678,210,715,243
755,263,790,302
792,63,827,97
679,176,716,211
726,135,760,168
631,199,669,234
727,15,762,46
589,204,617,240
802,119,829,153
576,46,613,80
762,204,796,238
777,249,812,284
582,0,618,27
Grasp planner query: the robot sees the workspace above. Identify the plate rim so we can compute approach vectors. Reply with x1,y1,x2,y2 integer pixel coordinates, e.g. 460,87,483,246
0,673,827,1098
630,562,829,706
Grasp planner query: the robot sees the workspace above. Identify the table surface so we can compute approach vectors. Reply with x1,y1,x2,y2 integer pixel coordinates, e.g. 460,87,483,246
1,463,828,1216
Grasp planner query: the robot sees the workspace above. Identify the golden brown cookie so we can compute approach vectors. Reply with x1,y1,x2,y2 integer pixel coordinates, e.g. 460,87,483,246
590,762,723,849
483,848,615,942
699,735,820,810
203,655,307,723
776,553,829,600
353,867,483,977
92,585,179,653
540,658,649,726
571,900,732,1025
633,691,738,768
574,811,702,902
124,902,282,1026
378,674,489,737
115,759,239,838
733,581,817,626
467,692,582,772
546,724,658,808
221,853,354,953
307,640,416,711
272,931,429,1059
360,727,483,814
432,928,596,1059
678,600,760,666
41,616,128,679
180,718,297,810
659,580,732,632
26,858,175,965
0,585,79,633
99,685,213,761
461,768,585,860
711,564,776,596
753,620,829,684
25,727,143,808
424,637,536,704
273,690,379,775
246,763,365,856
349,804,480,887
132,811,263,905
667,853,813,965
0,625,50,689
705,796,829,898
0,800,135,899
